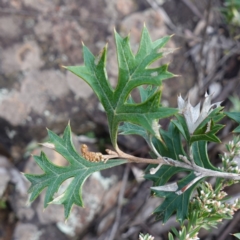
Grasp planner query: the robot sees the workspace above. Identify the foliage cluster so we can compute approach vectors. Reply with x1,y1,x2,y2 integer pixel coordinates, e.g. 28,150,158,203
221,0,240,26
25,27,240,239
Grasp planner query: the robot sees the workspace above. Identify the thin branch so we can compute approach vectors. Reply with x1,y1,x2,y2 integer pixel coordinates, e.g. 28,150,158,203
199,0,213,61
189,145,197,167
202,45,240,90
0,7,109,24
176,174,204,195
181,0,204,19
107,164,130,240
198,0,213,91
149,135,162,158
145,0,177,31
104,148,240,181
218,211,240,240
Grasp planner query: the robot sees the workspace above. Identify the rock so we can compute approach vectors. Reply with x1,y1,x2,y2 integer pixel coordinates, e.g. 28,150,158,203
11,138,121,238
0,168,10,197
13,223,43,240
23,0,58,13
0,41,44,74
8,0,22,9
51,20,89,54
0,16,22,40
34,18,53,41
0,95,29,126
0,69,69,126
66,71,93,99
36,193,65,225
120,9,168,48
0,155,27,198
96,181,122,235
55,171,118,236
12,194,35,221
116,0,138,16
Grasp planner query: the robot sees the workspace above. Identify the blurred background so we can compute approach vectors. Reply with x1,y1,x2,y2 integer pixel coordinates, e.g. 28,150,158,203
0,0,240,239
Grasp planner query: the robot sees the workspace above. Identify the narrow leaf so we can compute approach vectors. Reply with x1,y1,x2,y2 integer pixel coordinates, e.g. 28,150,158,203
153,173,200,223
145,123,199,222
192,141,219,170
225,112,240,133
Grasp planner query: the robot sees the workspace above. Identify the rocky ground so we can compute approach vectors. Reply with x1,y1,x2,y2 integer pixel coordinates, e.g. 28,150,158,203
0,0,240,239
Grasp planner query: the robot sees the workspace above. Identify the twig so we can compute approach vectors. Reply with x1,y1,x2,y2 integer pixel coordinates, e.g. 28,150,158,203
218,211,240,240
214,77,239,102
0,7,109,24
199,0,212,61
198,0,213,92
176,174,204,195
107,164,130,240
0,7,38,16
149,135,161,158
188,45,240,102
104,148,240,181
181,0,204,19
202,47,240,90
145,0,177,31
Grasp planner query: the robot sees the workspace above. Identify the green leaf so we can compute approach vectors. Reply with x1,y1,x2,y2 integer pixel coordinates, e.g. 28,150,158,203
145,122,186,187
233,233,240,239
25,124,126,218
168,232,175,240
138,85,159,103
173,108,225,145
152,141,218,222
139,233,155,240
225,111,240,133
65,27,177,148
190,107,225,144
146,125,220,223
234,125,240,133
172,115,190,143
199,107,225,126
145,123,199,222
118,122,150,144
153,173,199,223
171,228,179,238
153,122,187,161
190,123,224,144
192,141,218,170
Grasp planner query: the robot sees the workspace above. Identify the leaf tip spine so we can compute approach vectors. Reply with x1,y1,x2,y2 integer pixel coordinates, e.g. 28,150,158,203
40,142,56,150
104,42,108,50
26,198,32,207
173,74,181,78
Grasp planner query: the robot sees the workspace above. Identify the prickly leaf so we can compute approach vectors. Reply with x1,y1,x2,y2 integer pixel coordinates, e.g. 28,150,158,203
25,124,126,218
65,27,177,148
